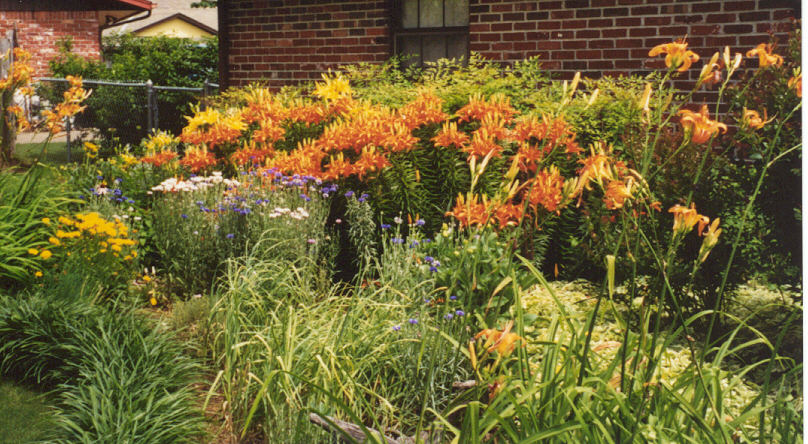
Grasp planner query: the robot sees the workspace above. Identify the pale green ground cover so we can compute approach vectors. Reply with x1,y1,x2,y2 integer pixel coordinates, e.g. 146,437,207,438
0,379,56,443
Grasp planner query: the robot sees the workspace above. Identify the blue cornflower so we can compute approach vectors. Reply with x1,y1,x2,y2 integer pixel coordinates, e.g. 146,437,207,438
226,233,235,239
450,295,458,301
410,240,420,247
429,266,438,273
424,256,434,263
113,189,122,196
96,175,103,180
344,191,354,198
444,313,454,320
126,199,135,204
433,260,441,267
181,214,188,219
455,310,465,317
392,325,401,331
408,318,418,325
423,238,432,244
391,237,404,244
415,219,425,226
300,194,311,202
424,298,431,304
381,223,391,230
78,195,85,200
358,193,369,203
115,177,123,183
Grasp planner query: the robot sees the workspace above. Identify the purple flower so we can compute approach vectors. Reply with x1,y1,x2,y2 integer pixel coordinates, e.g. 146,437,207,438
344,190,354,198
300,194,311,202
424,256,434,263
226,233,235,239
381,223,391,230
415,219,425,226
181,214,188,219
408,318,418,325
423,238,432,244
433,260,441,267
444,313,454,320
450,295,457,301
392,325,401,331
455,310,465,317
391,237,404,244
96,175,103,180
358,193,369,203
429,266,438,273
307,238,317,244
410,240,420,247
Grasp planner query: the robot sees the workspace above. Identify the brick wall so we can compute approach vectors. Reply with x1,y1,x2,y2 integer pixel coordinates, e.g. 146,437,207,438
469,0,798,100
223,0,799,91
0,10,102,78
226,0,390,88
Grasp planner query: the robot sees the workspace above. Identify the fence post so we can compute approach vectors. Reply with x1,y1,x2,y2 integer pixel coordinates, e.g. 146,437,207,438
65,118,71,162
146,79,154,134
202,80,210,111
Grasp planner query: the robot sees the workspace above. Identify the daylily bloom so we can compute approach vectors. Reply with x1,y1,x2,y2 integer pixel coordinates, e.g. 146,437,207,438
475,320,523,357
788,72,802,97
678,105,727,144
698,52,723,87
741,107,771,130
649,39,699,72
746,43,783,68
698,218,722,263
668,203,710,236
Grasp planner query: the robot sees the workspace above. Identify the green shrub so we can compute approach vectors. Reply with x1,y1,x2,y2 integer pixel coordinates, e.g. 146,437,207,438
46,34,218,147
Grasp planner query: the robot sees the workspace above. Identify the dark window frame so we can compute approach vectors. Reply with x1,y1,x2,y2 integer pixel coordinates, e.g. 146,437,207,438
391,0,470,66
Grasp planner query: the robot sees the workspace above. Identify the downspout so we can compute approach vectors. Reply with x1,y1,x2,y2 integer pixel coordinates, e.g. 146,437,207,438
97,9,153,51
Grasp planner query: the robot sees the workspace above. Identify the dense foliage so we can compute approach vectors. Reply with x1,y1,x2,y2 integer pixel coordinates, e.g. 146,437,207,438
0,30,802,443
45,34,218,146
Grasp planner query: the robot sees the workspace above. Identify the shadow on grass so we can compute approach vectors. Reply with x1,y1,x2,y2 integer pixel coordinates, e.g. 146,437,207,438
0,378,57,443
12,142,77,166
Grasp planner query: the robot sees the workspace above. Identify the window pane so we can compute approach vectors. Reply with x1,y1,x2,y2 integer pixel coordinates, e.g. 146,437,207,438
422,35,447,63
401,0,419,29
420,0,443,28
399,36,422,67
445,0,468,26
447,34,467,61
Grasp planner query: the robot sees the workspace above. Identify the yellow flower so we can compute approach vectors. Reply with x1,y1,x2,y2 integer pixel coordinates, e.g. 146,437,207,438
698,218,722,263
474,320,524,357
48,237,61,246
34,271,43,278
28,248,39,256
143,275,152,283
41,217,50,225
678,105,727,144
649,39,700,72
40,250,52,260
150,297,158,306
746,43,783,68
313,71,352,102
788,71,801,98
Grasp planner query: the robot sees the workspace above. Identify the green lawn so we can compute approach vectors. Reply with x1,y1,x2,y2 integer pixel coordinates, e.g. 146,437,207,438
13,142,77,165
0,379,56,443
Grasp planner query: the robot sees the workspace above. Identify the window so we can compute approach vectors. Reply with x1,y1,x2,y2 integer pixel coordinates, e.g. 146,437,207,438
393,0,469,67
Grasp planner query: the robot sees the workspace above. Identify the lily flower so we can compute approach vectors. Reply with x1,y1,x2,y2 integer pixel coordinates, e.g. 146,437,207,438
678,105,727,144
741,107,772,130
788,70,802,97
668,203,710,236
746,43,783,68
649,39,700,72
698,218,722,263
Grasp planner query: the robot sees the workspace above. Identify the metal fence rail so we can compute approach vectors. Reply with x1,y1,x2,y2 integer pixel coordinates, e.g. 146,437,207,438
31,77,219,160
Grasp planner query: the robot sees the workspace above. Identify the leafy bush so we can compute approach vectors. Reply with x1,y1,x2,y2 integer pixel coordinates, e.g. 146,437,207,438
46,34,218,146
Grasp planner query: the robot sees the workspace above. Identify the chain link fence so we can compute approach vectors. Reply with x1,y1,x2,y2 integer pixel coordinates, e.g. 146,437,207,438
29,77,218,159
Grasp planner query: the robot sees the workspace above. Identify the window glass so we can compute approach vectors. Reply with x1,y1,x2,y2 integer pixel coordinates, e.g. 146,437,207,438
445,0,469,26
419,0,443,28
422,35,446,61
402,0,419,29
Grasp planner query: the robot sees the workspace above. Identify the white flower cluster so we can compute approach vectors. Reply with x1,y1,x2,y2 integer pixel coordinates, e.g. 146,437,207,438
268,207,310,220
151,172,241,193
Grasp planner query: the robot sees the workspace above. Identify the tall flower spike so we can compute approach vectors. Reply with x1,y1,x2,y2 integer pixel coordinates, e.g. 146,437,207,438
649,39,700,72
677,104,727,144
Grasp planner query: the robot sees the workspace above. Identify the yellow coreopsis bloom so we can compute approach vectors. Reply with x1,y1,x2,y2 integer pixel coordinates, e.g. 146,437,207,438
34,271,43,278
678,105,727,144
649,39,700,72
28,248,39,256
41,217,50,225
746,43,783,68
40,250,52,260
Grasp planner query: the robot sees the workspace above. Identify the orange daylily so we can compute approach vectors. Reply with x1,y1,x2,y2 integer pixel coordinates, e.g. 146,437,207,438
746,43,783,68
475,320,524,357
741,107,772,130
527,166,565,213
432,121,469,148
668,203,710,236
678,105,727,144
603,179,634,210
788,73,801,98
649,39,700,72
446,194,490,228
698,218,722,263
